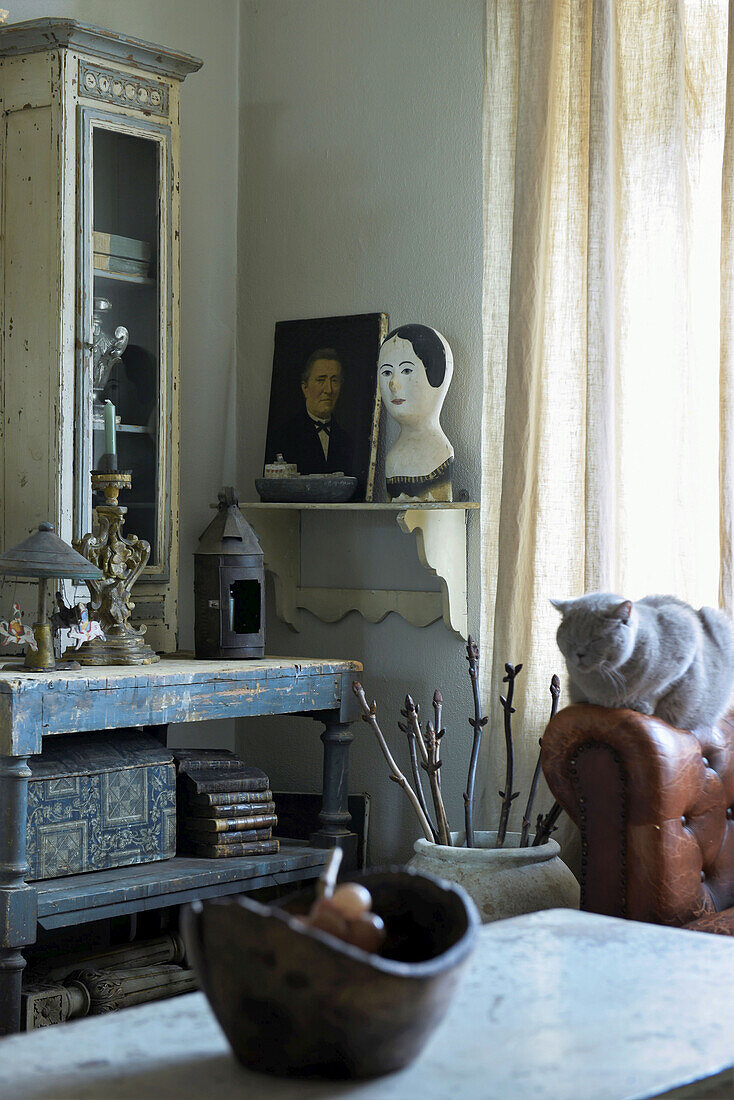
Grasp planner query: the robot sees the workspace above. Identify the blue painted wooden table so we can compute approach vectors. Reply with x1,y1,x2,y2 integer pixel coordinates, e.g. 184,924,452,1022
0,655,362,1035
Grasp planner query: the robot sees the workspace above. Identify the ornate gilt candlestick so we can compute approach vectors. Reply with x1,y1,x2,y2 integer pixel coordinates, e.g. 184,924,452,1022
72,467,159,666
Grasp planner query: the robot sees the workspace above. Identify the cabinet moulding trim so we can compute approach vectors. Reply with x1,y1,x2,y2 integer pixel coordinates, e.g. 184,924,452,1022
78,62,169,118
0,20,202,82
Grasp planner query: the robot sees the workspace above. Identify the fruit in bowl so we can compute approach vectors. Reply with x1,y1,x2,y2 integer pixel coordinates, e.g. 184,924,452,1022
182,860,480,1079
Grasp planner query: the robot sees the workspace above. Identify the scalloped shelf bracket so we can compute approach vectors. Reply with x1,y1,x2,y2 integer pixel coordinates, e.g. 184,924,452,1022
396,507,468,638
240,503,476,639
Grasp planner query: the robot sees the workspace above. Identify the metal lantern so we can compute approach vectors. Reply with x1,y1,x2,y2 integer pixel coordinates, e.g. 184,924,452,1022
194,488,265,659
0,522,103,670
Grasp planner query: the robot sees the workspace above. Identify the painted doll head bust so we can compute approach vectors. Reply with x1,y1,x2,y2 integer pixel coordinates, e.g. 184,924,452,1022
377,324,454,501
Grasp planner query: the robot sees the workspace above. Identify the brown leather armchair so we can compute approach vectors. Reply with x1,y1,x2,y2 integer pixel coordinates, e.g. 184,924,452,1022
542,705,734,934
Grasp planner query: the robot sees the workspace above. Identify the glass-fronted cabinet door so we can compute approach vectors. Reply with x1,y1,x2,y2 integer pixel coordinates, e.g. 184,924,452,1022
76,108,172,582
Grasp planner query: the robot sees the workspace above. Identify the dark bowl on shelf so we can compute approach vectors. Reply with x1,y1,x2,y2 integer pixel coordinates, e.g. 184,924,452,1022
254,475,358,504
182,866,480,1079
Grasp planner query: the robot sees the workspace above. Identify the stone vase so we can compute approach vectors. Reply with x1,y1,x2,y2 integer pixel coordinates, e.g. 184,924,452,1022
409,830,580,924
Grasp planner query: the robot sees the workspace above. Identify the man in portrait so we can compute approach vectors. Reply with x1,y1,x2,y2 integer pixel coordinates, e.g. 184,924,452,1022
266,348,355,474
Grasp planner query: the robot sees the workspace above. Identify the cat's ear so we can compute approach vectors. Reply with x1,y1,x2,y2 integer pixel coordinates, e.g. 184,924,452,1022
612,600,632,622
550,598,572,615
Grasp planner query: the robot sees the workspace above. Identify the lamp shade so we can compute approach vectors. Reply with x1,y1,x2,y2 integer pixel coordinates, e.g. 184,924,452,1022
0,522,102,580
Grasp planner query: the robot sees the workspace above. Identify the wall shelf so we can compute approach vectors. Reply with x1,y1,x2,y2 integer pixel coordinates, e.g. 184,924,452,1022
240,501,479,639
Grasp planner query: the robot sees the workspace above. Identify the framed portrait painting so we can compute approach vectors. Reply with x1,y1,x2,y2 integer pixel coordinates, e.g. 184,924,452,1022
263,312,388,502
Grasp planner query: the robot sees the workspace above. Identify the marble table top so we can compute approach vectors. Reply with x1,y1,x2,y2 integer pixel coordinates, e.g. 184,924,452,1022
2,909,733,1100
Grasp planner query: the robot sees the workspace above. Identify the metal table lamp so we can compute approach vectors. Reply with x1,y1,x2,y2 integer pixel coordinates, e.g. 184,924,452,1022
0,522,103,670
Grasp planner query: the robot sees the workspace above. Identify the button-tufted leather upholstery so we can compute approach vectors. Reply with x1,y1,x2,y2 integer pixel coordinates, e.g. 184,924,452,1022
541,705,734,934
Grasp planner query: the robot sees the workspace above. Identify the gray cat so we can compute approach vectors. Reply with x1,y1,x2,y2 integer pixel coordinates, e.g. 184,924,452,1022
551,592,734,730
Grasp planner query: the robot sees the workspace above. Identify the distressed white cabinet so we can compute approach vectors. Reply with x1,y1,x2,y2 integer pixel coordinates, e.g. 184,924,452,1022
0,20,201,650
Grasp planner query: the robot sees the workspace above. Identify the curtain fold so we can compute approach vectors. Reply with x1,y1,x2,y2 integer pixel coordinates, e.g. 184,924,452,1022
481,0,729,847
721,0,734,609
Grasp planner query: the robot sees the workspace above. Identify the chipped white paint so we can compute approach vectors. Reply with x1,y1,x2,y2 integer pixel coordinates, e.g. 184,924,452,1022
0,52,65,564
0,23,198,653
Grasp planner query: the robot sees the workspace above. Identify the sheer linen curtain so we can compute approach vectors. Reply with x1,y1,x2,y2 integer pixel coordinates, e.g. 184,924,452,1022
480,0,730,845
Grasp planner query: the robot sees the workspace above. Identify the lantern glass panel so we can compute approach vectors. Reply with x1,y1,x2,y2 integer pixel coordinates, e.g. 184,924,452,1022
230,579,261,635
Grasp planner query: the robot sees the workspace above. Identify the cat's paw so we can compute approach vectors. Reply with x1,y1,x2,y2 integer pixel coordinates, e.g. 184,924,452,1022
628,700,654,715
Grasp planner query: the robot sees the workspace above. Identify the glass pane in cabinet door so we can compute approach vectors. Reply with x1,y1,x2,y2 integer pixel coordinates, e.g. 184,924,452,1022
91,127,160,564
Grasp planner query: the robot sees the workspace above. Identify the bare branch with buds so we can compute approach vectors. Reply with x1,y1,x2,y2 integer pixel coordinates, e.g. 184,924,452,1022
352,682,435,841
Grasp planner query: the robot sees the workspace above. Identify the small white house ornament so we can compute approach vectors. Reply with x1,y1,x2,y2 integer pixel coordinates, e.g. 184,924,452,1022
377,324,454,501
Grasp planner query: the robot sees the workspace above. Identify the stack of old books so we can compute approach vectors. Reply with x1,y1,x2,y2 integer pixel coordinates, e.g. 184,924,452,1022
93,231,153,279
173,749,279,859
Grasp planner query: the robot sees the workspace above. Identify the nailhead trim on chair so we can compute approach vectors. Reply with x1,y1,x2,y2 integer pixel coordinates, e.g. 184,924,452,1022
570,742,628,917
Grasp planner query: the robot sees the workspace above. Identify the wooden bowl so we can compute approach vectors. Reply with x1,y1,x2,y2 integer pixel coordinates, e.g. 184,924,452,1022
182,866,480,1079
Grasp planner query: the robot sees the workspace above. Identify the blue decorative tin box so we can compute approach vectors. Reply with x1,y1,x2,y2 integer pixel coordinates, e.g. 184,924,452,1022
26,730,176,881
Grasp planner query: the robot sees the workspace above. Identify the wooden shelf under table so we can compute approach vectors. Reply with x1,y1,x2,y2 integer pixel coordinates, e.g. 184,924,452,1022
35,842,329,930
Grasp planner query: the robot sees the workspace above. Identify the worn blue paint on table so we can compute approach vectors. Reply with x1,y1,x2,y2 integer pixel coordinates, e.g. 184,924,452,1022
0,657,362,754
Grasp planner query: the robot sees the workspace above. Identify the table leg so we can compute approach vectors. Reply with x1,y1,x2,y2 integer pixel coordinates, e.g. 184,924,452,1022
0,755,37,1035
310,713,359,869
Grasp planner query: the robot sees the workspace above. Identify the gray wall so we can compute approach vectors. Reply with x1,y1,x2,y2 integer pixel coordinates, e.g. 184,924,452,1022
237,0,485,863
